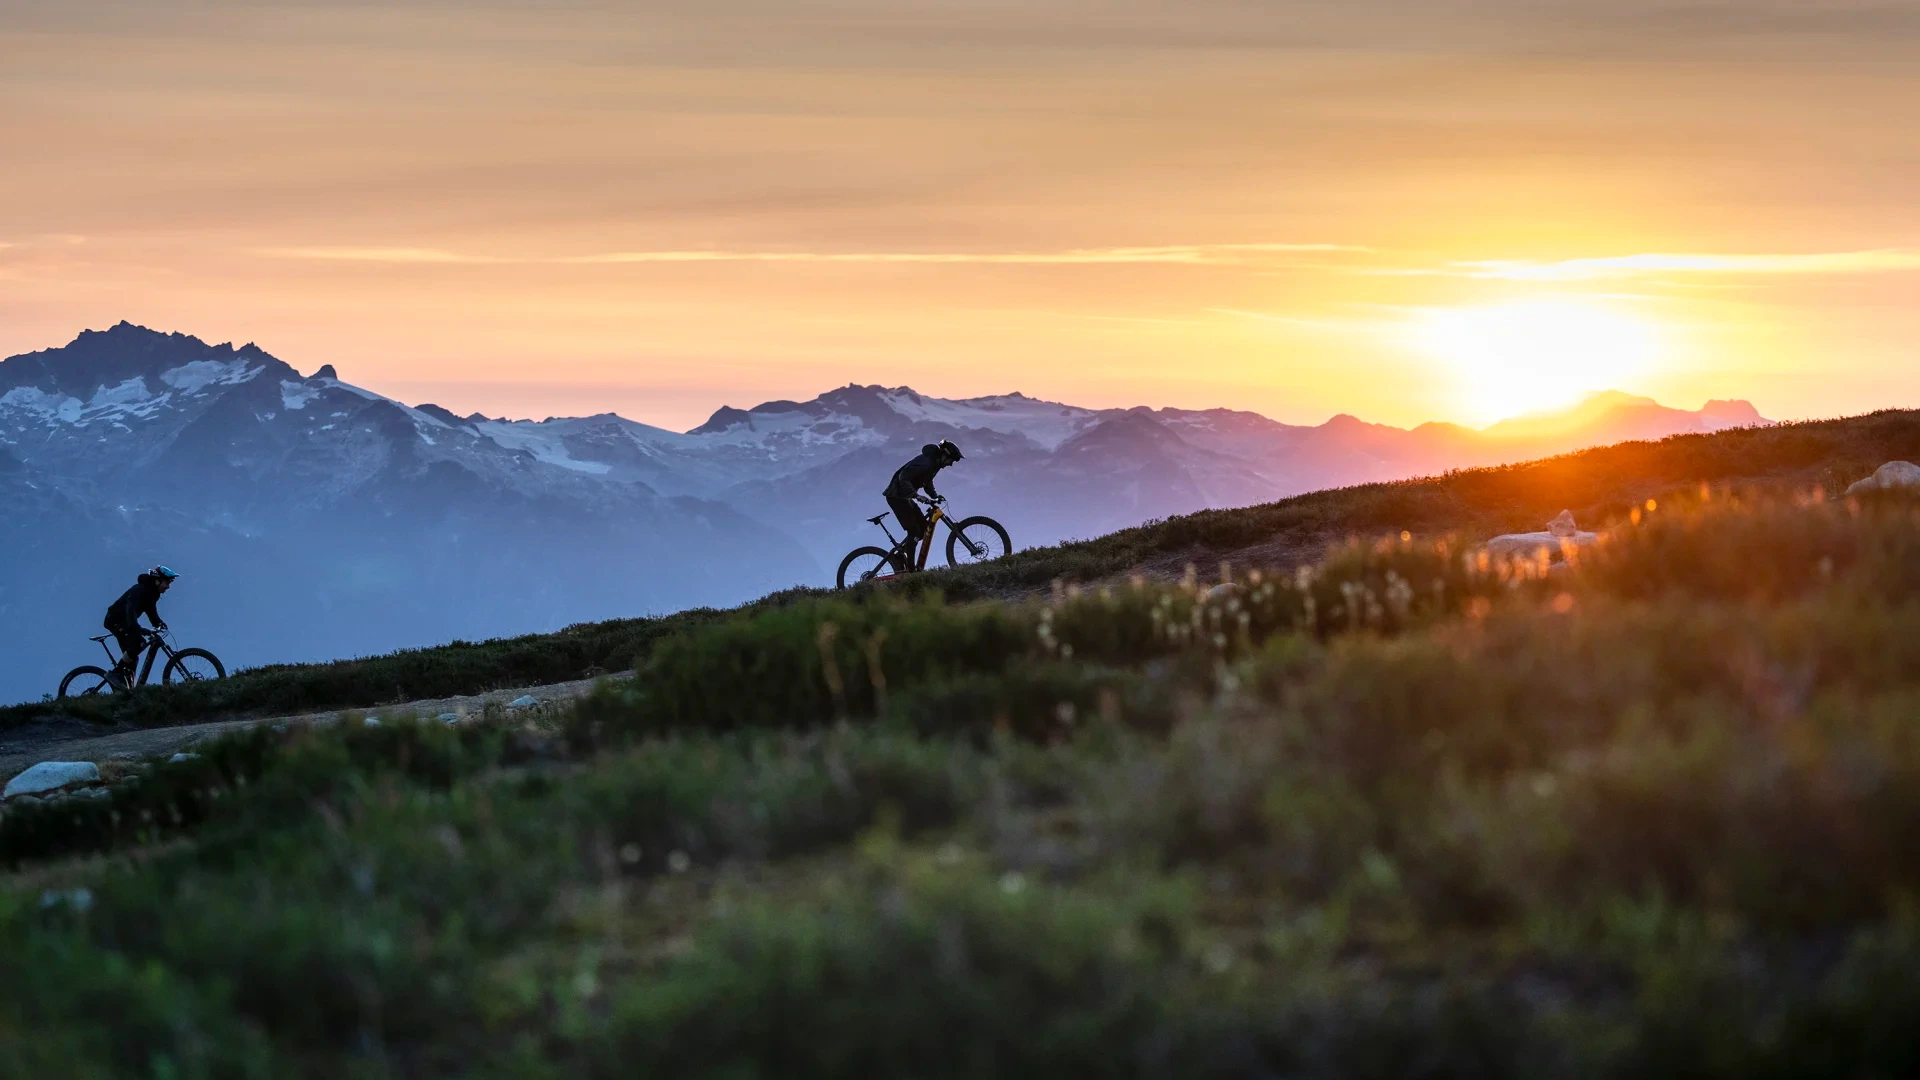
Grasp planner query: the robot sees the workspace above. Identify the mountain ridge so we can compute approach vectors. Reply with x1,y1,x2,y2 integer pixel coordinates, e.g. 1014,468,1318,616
4,321,1766,449
0,321,1771,702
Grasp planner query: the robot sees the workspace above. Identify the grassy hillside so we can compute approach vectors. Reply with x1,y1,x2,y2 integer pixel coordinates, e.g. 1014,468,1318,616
5,437,1920,1073
7,408,1918,733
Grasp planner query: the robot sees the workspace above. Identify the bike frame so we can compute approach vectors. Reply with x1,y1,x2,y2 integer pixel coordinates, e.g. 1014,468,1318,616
875,499,963,571
95,630,176,688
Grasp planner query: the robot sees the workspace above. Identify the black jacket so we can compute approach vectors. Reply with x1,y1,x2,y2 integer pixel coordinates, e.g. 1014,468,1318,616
885,444,947,500
106,575,164,628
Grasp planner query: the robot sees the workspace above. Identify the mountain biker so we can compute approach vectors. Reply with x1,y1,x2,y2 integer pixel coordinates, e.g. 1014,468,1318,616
883,440,963,562
104,566,178,680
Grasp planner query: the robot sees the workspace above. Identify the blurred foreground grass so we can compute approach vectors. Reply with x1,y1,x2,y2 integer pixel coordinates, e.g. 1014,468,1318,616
6,488,1920,1076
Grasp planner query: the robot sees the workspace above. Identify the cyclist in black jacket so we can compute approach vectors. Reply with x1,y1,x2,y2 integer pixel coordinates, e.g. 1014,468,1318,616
884,440,963,560
104,566,178,680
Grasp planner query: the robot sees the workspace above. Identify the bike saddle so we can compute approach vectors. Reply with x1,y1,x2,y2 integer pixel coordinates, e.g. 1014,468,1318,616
867,513,889,525
89,634,112,643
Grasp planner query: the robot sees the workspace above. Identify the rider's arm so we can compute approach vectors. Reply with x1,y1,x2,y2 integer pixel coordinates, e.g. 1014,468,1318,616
140,589,165,630
923,478,939,500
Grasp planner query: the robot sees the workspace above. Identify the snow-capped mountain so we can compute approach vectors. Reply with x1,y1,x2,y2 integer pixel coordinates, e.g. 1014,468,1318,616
0,324,818,703
454,378,1764,563
0,323,1768,703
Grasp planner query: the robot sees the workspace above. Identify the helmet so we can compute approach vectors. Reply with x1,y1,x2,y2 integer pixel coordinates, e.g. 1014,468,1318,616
149,565,180,581
938,439,963,463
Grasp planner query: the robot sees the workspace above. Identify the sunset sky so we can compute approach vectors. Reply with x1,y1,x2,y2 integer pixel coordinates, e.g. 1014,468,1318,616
4,0,1917,430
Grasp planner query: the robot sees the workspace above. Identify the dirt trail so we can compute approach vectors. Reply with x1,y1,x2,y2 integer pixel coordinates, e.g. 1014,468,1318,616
1,530,1345,784
0,673,628,782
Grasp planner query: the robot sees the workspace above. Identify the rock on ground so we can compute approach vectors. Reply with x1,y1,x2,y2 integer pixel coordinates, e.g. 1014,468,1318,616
4,760,102,799
1485,510,1599,560
1846,461,1920,496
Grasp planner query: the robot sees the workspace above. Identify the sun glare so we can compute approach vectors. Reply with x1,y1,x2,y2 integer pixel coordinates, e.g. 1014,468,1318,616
1412,299,1665,425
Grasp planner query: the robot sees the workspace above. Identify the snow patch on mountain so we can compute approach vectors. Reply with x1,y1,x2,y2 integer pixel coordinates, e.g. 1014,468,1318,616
692,405,884,451
280,381,319,411
0,386,83,424
88,376,167,419
310,374,388,404
879,389,1096,450
473,420,614,474
160,358,261,394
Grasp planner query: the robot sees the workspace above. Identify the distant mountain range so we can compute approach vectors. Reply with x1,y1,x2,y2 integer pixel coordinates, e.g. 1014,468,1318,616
0,322,1767,702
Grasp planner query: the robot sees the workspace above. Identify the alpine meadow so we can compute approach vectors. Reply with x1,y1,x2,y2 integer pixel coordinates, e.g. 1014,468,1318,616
8,413,1920,1075
7,0,1920,1074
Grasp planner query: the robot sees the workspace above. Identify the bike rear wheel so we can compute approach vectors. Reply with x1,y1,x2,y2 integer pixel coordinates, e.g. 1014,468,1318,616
837,546,907,589
58,666,119,699
163,648,226,686
946,516,1012,568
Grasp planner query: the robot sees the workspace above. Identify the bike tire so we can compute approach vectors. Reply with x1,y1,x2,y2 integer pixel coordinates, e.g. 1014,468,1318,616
163,648,226,686
946,516,1012,568
837,546,907,589
58,666,119,700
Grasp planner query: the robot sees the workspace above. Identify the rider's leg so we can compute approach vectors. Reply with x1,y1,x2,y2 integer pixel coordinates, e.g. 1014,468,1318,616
106,621,143,680
885,493,926,564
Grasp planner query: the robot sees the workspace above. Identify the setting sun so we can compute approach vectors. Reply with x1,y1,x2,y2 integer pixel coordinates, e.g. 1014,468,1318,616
1411,299,1667,425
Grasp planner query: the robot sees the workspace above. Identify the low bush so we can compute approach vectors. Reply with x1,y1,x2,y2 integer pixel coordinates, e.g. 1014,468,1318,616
0,607,734,733
0,715,518,866
883,660,1176,742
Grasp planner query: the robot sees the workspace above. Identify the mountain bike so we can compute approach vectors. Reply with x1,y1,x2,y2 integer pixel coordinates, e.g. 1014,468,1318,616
58,627,226,699
836,495,1012,588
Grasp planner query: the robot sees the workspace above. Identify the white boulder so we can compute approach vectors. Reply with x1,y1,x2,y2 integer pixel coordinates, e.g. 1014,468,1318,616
4,761,101,799
508,695,540,708
1484,510,1598,561
1846,461,1920,496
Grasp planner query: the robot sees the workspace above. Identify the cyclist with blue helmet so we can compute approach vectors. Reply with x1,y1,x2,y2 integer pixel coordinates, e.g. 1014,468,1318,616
104,566,178,681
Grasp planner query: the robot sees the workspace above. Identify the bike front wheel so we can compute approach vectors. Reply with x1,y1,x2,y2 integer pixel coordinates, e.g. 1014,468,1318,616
163,648,226,686
59,666,119,700
837,546,907,589
946,516,1012,568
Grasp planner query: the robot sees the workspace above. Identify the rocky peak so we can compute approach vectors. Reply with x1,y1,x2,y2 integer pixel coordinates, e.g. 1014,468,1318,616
1697,399,1767,428
689,405,754,435
0,322,298,399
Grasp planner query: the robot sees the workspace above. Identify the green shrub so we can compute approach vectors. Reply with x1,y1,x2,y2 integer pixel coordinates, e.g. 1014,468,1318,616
883,661,1176,742
596,866,1204,1078
0,715,524,865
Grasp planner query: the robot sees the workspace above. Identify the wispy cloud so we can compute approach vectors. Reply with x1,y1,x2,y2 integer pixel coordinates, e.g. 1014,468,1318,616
257,242,1368,267
259,246,512,264
1450,249,1920,281
1211,307,1367,331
